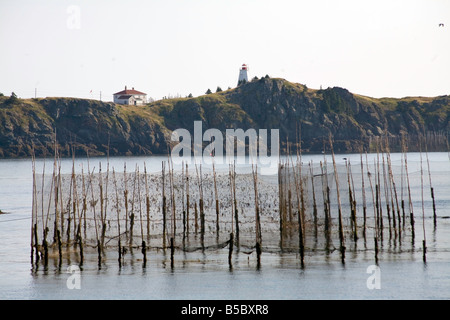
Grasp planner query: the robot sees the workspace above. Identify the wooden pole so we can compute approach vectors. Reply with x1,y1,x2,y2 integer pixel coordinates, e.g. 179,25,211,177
194,202,198,235
346,160,358,242
81,165,87,247
113,169,122,268
376,141,384,240
99,163,107,253
290,157,304,267
278,162,285,244
232,162,239,246
320,161,331,251
329,134,345,263
366,152,378,264
169,157,176,242
252,164,262,246
403,139,415,243
87,158,101,267
181,161,186,243
228,232,234,269
57,229,62,268
162,162,167,248
255,241,261,269
170,237,175,269
382,154,392,240
31,152,37,265
34,223,39,264
420,138,427,263
309,162,318,238
142,240,147,268
385,136,402,240
72,160,83,266
229,164,239,247
144,163,150,241
213,160,220,236
137,166,146,267
129,166,137,250
423,134,437,228
360,151,367,240
186,163,190,236
40,161,46,261
124,163,129,243
195,164,205,250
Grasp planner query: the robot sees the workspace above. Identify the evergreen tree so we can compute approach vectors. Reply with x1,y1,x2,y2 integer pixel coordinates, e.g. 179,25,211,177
6,92,18,104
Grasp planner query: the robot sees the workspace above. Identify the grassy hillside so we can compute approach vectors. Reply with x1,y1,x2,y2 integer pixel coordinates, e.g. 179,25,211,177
0,78,449,158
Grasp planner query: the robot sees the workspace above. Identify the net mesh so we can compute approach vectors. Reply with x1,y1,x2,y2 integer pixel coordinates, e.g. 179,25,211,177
32,163,280,253
31,154,448,265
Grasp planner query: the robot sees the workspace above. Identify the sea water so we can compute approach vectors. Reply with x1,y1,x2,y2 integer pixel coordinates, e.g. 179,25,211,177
1,154,449,300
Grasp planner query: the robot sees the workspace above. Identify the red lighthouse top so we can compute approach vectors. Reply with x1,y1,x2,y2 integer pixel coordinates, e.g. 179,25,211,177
241,64,248,70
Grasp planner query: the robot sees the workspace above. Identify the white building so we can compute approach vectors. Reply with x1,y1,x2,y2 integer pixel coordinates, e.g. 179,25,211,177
113,86,147,105
237,64,249,85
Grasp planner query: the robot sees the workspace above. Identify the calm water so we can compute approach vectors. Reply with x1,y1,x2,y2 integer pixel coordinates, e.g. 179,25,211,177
1,153,450,300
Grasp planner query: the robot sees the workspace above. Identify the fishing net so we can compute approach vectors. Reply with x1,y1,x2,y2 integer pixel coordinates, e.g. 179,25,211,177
31,154,449,265
31,162,280,255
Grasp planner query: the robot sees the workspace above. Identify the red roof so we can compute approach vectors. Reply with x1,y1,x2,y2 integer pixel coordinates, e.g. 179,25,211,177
114,87,146,95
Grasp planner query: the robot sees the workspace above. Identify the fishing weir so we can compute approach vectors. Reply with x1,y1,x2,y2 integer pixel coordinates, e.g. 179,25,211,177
30,146,444,270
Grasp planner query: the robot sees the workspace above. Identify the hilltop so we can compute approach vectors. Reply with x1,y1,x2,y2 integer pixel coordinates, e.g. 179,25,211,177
1,77,449,158
0,96,170,157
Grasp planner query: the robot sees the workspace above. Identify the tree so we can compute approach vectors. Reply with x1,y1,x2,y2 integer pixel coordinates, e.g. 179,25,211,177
205,88,212,94
187,93,193,98
0,92,4,97
237,79,247,86
216,86,222,93
6,92,18,104
252,76,259,82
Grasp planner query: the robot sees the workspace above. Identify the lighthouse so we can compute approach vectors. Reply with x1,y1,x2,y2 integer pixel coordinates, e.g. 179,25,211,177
237,64,249,86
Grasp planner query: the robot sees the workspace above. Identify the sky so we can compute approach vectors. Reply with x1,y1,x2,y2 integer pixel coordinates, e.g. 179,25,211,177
0,0,449,101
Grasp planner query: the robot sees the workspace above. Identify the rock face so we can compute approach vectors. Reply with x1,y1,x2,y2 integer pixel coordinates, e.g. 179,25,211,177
148,77,450,153
0,77,449,158
0,97,170,157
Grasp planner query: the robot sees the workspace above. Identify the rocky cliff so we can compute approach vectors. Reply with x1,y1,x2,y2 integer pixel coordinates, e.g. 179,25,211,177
0,96,170,157
1,77,449,158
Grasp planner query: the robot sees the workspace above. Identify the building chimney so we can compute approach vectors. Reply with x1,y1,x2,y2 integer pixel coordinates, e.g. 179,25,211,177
132,87,134,90
125,85,127,90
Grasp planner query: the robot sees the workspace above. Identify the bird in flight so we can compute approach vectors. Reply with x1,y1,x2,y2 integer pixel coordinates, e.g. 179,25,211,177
439,23,444,27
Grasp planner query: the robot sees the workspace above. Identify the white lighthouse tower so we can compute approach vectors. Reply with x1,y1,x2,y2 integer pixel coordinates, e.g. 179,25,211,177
237,64,249,86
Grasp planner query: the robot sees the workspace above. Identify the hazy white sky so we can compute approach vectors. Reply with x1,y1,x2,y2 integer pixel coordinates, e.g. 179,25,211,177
1,0,449,101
